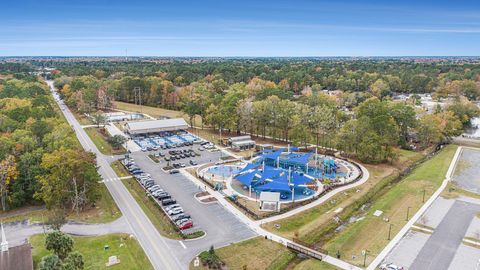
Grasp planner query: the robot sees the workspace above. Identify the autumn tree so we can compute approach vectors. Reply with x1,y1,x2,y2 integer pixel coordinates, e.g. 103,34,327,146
0,155,18,210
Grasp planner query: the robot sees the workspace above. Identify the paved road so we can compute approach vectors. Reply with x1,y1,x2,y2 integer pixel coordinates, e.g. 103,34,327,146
130,151,256,266
5,217,131,247
47,81,182,270
410,200,480,270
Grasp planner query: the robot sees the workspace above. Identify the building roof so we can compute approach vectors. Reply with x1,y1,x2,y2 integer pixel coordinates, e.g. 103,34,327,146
0,243,33,270
228,135,251,142
125,118,188,134
232,140,255,146
259,191,281,202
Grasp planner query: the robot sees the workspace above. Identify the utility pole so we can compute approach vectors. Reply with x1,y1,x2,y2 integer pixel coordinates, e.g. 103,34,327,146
422,189,426,203
133,87,142,114
387,223,393,240
406,206,411,221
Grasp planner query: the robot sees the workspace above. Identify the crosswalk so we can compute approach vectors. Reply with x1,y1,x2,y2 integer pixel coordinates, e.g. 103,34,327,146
98,176,132,183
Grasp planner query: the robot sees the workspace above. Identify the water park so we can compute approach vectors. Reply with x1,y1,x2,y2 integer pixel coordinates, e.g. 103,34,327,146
199,147,361,210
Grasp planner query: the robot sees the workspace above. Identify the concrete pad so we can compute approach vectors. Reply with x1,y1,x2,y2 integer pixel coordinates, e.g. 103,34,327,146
420,197,455,229
383,230,430,269
465,216,480,239
453,148,480,194
448,243,480,270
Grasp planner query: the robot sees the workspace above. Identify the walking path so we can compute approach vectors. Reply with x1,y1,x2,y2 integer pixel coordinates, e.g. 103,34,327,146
4,217,131,247
367,146,463,270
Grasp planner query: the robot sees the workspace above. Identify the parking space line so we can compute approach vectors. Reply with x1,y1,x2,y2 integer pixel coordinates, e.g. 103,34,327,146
178,240,187,249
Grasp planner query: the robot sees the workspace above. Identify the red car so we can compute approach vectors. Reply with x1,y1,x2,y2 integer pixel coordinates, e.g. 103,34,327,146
179,221,193,230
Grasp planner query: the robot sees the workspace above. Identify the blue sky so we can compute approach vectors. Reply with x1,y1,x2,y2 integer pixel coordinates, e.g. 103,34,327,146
2,0,480,56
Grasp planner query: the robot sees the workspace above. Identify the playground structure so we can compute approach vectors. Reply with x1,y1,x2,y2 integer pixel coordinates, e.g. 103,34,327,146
227,147,360,203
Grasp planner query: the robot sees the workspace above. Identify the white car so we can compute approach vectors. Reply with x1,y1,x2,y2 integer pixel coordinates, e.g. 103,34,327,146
380,263,404,270
168,208,183,215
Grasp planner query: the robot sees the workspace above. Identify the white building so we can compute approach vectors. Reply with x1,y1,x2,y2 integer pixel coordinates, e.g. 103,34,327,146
124,118,189,135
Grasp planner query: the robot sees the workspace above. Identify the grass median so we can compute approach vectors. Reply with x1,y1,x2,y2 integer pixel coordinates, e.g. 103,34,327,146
85,127,126,155
121,179,183,240
111,160,131,178
30,233,152,270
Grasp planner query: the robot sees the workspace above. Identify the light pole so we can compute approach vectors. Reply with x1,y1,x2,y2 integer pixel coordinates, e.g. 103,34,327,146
422,189,426,203
406,206,411,221
387,223,393,240
362,250,368,267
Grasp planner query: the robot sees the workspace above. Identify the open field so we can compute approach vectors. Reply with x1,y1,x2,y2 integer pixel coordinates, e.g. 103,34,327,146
113,101,203,126
0,184,121,224
69,183,122,224
189,237,295,270
85,127,126,155
121,179,182,239
322,144,458,266
263,148,425,242
30,233,153,270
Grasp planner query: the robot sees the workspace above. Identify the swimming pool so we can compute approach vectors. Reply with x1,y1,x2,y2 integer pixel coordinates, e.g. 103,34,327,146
206,165,242,177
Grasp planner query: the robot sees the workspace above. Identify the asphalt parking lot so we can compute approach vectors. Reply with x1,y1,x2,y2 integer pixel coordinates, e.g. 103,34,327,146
409,200,480,270
129,146,257,266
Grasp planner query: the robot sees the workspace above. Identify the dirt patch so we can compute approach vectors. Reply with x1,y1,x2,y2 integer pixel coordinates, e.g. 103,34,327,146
200,197,217,203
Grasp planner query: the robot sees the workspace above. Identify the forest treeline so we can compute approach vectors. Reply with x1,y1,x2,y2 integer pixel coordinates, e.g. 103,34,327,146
38,59,480,164
0,74,101,213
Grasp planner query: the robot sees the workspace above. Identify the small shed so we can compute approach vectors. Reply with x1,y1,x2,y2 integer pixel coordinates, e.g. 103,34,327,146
259,191,281,212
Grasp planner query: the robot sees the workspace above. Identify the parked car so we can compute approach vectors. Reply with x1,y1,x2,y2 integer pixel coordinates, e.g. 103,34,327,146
178,221,193,230
169,169,180,174
168,208,183,215
161,199,176,206
189,160,197,166
173,214,191,222
380,263,404,270
165,204,180,211
148,185,162,193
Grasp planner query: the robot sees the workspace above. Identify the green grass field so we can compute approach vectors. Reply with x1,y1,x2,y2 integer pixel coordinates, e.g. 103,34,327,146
1,184,120,224
68,183,122,224
114,101,203,127
322,144,458,266
189,237,296,270
121,179,182,239
85,127,126,155
30,233,152,270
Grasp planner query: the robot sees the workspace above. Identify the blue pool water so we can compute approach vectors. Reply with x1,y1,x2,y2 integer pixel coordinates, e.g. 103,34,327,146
207,165,241,177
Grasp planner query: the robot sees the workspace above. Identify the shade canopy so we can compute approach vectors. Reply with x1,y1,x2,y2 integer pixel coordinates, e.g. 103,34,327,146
235,170,258,186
